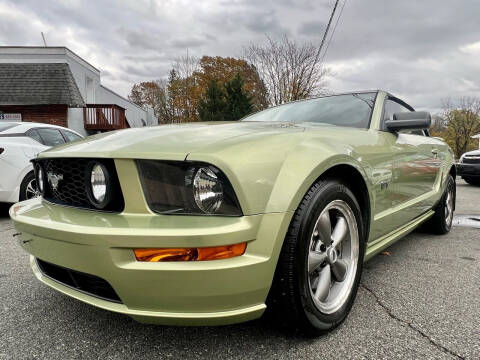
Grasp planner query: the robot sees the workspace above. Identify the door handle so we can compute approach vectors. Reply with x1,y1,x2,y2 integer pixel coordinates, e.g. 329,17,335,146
431,149,438,154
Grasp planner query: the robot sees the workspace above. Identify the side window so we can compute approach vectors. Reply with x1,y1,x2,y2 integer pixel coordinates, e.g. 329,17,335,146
62,130,82,142
26,129,44,145
36,128,66,147
383,99,424,136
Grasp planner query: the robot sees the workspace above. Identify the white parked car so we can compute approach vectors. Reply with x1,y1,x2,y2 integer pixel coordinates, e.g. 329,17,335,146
0,122,83,203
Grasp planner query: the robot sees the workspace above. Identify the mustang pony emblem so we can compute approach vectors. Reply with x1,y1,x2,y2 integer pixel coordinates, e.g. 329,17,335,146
47,172,63,191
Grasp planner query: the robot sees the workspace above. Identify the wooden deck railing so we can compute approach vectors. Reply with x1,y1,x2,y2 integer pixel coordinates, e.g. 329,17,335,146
83,104,127,131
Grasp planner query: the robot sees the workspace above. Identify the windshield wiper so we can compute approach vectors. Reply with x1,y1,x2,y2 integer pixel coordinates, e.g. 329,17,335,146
301,122,336,127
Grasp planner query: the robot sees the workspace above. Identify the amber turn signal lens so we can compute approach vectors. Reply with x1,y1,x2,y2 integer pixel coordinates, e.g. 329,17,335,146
134,243,247,262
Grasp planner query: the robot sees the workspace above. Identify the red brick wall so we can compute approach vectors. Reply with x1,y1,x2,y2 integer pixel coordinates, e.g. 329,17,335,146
0,105,68,127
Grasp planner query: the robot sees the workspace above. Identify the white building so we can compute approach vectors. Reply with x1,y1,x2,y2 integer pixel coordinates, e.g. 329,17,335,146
0,46,157,135
472,134,480,149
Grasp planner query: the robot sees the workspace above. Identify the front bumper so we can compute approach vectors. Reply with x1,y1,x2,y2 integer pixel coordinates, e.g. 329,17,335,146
457,163,480,177
10,199,293,325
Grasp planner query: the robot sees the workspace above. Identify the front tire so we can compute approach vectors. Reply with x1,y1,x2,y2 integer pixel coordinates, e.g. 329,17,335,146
423,175,455,234
268,179,365,335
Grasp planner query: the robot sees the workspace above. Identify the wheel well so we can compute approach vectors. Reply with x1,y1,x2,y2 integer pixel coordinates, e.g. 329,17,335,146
318,164,371,242
22,170,35,185
449,165,456,179
449,165,456,211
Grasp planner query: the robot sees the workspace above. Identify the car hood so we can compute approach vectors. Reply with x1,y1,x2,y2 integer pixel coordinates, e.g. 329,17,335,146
38,121,307,160
463,149,480,156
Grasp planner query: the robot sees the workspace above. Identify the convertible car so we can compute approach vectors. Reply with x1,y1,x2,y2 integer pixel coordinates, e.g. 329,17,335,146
10,90,456,334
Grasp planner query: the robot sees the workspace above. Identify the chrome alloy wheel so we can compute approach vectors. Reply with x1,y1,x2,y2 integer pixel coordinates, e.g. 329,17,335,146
445,186,454,227
307,200,359,314
25,178,40,199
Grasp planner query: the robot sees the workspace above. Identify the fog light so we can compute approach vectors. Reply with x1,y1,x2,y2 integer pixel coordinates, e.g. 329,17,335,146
86,161,112,209
90,163,107,202
134,243,247,262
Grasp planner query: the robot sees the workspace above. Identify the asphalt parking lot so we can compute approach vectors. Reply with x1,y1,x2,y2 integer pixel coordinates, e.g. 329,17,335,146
0,179,479,360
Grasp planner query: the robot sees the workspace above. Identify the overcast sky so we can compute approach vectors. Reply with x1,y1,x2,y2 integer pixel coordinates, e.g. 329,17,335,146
1,0,479,113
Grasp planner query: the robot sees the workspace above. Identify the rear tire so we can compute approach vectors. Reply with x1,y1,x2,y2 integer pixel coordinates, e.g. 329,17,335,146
423,175,455,235
19,172,39,201
267,179,365,335
462,176,480,186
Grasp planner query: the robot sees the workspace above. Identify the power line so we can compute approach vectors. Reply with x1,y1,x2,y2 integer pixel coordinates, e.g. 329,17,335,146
320,0,347,64
307,0,340,81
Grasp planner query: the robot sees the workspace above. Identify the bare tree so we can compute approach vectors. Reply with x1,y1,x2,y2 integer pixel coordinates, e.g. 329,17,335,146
172,52,199,79
128,80,171,123
168,52,201,122
154,79,175,124
441,97,480,158
243,35,330,105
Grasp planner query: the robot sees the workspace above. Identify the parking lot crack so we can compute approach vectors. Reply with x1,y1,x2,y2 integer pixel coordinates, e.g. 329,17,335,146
360,283,465,360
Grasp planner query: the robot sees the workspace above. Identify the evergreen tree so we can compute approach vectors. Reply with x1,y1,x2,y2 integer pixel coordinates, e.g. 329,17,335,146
224,73,253,120
198,79,227,121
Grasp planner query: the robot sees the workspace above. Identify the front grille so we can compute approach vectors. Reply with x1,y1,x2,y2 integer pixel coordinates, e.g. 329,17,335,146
36,259,122,303
463,156,480,164
34,158,124,212
42,158,90,207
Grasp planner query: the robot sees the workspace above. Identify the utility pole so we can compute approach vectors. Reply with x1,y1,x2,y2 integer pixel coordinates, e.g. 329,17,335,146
41,32,47,47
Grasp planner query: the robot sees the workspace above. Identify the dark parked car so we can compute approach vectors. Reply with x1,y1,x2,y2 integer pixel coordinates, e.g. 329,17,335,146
457,150,480,185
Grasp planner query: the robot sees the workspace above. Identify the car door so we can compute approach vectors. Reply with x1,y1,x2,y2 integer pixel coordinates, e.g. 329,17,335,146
382,98,441,224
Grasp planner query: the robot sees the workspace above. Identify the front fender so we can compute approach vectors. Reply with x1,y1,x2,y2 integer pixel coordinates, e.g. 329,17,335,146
187,134,373,216
186,132,303,215
264,143,373,214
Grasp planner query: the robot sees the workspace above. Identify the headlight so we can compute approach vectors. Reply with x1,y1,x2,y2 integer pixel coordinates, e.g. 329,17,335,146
458,155,464,163
35,165,45,194
193,167,223,213
137,160,242,216
86,161,111,209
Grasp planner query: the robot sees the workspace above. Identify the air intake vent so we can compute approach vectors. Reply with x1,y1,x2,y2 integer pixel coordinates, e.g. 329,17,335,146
36,258,122,303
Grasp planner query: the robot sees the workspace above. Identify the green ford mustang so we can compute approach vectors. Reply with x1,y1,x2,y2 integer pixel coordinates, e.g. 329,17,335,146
10,90,456,334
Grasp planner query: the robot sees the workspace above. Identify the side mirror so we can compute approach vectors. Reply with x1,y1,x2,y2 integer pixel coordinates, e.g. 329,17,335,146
385,111,431,131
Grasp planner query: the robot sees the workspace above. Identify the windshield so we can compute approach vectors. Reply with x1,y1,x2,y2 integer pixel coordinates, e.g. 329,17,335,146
0,122,20,133
242,92,377,129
